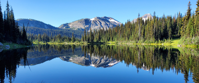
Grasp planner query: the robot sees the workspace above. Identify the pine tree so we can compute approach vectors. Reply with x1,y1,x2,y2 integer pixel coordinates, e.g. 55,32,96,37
83,29,86,41
10,7,16,42
177,12,182,35
0,1,3,42
138,13,141,41
6,1,11,38
22,24,27,41
15,22,20,43
195,0,199,16
89,28,94,42
186,1,191,24
38,34,41,42
71,32,75,42
187,16,194,37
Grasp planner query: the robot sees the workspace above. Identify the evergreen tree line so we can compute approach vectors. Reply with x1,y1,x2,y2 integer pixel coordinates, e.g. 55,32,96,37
0,1,30,45
27,33,80,43
82,1,199,44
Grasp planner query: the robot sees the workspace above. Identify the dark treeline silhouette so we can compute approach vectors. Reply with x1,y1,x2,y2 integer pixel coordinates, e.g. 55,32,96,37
83,1,199,44
0,48,29,83
27,32,80,43
0,1,30,45
82,45,199,83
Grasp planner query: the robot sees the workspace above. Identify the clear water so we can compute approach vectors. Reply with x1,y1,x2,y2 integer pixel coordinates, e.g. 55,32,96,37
0,45,198,83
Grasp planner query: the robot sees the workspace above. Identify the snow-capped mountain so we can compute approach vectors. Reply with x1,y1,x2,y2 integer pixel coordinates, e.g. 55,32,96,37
132,13,153,23
59,16,122,31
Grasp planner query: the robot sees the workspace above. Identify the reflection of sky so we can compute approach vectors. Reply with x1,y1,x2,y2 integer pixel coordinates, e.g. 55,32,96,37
5,58,194,83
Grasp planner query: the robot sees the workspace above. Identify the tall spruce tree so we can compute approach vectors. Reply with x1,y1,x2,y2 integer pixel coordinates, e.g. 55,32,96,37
186,1,191,24
138,13,141,41
196,0,199,16
71,32,75,42
22,24,27,41
89,28,94,43
83,29,86,41
6,1,10,38
0,1,3,42
38,34,41,42
177,12,182,35
10,7,16,42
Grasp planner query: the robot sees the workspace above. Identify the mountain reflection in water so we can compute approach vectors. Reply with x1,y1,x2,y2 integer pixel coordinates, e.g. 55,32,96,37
0,45,199,83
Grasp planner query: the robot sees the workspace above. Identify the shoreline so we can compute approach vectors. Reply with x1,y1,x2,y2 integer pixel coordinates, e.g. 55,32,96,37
0,42,31,50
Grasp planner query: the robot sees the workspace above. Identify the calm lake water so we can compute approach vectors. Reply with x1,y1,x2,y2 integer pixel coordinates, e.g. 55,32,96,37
0,45,199,83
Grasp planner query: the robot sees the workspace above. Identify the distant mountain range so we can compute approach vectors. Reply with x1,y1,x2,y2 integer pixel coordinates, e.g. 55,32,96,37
16,16,121,31
16,16,121,37
15,14,151,37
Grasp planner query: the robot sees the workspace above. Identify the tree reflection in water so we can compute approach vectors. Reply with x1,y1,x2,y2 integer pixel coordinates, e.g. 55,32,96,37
0,45,199,83
0,48,29,83
82,45,199,83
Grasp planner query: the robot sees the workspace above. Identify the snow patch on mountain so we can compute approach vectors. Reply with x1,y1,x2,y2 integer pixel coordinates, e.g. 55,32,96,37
132,13,153,23
90,18,95,20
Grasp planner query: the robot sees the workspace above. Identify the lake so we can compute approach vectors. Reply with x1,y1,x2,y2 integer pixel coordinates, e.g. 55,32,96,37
0,45,198,83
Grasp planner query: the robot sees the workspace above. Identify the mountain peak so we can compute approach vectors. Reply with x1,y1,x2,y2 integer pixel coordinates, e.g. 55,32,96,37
59,16,121,31
132,13,153,23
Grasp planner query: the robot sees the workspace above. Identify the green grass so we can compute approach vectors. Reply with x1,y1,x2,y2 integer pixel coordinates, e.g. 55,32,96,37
107,41,117,45
106,38,198,48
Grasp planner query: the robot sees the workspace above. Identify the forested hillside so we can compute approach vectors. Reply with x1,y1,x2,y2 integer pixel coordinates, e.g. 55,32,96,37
25,27,83,38
83,1,199,45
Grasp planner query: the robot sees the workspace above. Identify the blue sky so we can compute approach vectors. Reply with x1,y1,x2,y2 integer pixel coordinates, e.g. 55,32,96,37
0,0,198,27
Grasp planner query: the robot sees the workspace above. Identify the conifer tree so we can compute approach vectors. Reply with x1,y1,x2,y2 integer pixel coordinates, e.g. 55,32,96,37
138,13,141,41
89,28,94,43
71,32,75,42
38,34,41,42
187,16,194,37
0,1,3,38
0,2,4,35
195,0,199,16
15,22,21,42
10,7,16,42
186,1,191,24
22,24,27,40
177,12,182,35
83,29,86,41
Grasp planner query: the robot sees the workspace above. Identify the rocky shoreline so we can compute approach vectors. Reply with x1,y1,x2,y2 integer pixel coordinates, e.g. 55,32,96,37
0,42,10,52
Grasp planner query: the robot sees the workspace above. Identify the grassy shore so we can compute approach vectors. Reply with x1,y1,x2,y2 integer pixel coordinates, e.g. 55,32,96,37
107,39,198,48
31,39,199,49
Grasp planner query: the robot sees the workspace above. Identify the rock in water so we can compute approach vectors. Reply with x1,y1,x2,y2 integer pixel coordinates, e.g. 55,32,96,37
5,45,10,49
0,42,3,48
